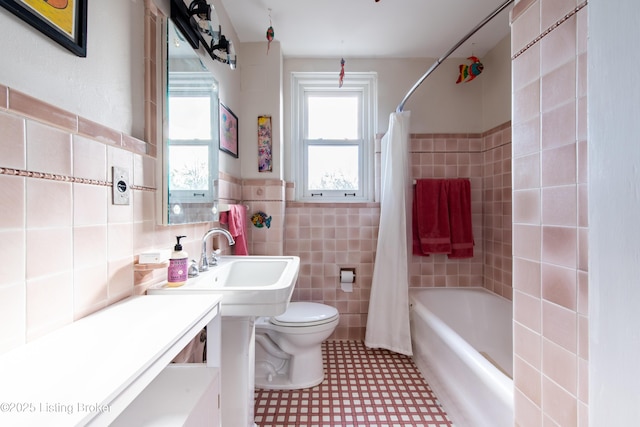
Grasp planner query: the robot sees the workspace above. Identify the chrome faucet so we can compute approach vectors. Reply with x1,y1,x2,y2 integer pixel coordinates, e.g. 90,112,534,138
199,227,235,272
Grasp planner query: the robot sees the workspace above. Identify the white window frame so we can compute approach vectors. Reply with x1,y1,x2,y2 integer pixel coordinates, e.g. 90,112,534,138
291,72,377,202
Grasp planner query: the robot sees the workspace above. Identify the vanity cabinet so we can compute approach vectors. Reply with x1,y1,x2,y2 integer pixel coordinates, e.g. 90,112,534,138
0,295,222,427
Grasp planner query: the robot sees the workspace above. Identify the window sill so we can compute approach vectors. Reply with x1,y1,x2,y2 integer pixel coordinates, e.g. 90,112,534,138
286,201,380,208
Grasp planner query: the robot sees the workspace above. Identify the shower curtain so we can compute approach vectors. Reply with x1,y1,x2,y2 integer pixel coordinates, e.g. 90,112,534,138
365,111,413,356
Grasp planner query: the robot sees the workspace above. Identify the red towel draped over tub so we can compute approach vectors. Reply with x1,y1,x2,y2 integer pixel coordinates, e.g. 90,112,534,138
412,178,474,258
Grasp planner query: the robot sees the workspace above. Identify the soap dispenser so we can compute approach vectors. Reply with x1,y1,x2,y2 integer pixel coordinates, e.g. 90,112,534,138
167,235,188,287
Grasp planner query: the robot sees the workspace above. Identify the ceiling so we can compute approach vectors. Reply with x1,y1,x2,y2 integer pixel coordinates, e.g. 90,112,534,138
219,0,513,59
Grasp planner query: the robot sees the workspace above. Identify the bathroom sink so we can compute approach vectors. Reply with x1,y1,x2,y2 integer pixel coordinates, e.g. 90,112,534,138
147,256,300,316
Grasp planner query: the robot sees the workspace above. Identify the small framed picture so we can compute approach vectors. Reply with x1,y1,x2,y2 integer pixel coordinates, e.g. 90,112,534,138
219,103,238,158
258,115,272,172
0,0,88,57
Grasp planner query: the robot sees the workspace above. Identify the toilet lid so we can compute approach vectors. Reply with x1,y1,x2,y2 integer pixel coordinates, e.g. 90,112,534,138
270,302,338,327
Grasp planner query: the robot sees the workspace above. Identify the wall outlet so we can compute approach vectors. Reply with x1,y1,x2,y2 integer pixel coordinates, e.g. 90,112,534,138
112,166,130,205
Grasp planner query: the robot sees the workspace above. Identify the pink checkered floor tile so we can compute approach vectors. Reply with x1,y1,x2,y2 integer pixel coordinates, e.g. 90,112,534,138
254,340,453,427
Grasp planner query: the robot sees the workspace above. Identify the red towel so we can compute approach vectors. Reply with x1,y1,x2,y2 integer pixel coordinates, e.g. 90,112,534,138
219,204,249,255
414,179,452,255
412,178,474,258
412,195,424,255
447,179,474,259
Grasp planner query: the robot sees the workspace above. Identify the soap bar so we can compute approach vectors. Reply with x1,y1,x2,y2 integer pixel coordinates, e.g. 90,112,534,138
139,250,170,264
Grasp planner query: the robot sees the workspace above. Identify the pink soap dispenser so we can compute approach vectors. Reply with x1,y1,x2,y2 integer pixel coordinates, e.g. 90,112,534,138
167,235,188,287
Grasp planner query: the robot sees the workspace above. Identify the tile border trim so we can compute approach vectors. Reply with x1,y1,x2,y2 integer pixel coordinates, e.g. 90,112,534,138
0,167,155,192
512,1,588,60
1,85,150,157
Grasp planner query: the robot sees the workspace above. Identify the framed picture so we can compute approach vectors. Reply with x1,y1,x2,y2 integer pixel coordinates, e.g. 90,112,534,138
0,0,88,57
258,115,272,172
219,103,238,158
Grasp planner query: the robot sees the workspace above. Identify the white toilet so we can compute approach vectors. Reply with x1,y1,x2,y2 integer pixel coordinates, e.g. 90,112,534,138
254,302,339,390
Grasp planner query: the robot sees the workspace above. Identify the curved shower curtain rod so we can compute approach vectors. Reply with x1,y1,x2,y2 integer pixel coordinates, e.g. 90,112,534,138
396,0,514,113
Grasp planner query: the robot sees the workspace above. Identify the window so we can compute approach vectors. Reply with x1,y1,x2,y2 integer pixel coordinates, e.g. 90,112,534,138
292,72,377,202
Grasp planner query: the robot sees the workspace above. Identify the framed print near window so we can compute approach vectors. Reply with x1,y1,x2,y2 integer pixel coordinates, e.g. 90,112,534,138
0,0,88,57
258,115,272,172
219,103,238,158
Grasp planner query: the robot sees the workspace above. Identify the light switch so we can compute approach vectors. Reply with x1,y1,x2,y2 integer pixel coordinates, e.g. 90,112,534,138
112,166,130,205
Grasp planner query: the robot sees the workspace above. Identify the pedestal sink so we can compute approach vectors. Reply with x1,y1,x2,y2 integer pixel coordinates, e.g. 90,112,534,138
148,256,299,316
147,255,300,427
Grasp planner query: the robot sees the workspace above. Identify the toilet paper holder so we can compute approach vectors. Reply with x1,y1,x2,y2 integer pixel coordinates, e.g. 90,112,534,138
339,268,356,283
339,268,355,293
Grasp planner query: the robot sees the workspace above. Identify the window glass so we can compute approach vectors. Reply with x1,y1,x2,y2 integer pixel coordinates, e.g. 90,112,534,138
307,96,359,139
307,145,359,190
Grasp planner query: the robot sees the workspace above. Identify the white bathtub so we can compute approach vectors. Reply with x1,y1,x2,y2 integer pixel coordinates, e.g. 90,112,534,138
409,287,513,427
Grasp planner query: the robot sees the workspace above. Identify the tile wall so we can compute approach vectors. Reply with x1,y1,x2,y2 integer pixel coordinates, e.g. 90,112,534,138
483,124,514,299
218,174,287,257
408,133,485,290
511,0,589,425
217,122,512,341
284,202,380,340
408,123,513,300
1,84,515,402
0,85,213,354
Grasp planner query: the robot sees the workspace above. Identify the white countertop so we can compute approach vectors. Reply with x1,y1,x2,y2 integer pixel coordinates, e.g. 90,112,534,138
0,294,222,426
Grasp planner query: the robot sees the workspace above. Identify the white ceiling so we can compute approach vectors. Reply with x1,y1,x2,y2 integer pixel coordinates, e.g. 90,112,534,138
219,0,513,59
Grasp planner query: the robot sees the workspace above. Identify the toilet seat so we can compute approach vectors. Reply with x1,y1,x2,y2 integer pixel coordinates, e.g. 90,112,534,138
270,302,339,327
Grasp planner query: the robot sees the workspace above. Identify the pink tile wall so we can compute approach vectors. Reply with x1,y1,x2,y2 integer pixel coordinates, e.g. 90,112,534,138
275,124,512,341
409,133,485,289
220,176,379,340
217,176,288,257
243,180,286,256
409,126,512,299
285,203,380,340
482,124,514,299
511,0,589,425
0,85,214,354
217,176,381,340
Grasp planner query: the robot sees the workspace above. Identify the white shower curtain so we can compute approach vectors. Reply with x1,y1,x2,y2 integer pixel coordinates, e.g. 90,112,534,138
365,111,413,356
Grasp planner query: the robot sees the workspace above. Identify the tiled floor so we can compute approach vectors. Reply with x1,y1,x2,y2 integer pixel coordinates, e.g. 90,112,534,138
254,340,453,427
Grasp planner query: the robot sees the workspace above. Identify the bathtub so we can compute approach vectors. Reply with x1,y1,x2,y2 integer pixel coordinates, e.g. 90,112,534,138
409,287,513,427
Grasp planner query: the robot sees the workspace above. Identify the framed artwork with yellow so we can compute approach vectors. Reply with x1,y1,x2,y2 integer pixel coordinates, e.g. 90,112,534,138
0,0,87,57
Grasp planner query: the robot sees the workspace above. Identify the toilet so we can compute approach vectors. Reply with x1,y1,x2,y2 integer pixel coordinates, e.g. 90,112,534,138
254,302,339,390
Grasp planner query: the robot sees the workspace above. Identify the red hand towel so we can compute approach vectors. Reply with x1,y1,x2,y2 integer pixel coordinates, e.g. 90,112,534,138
414,179,452,255
220,204,249,255
447,179,474,258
